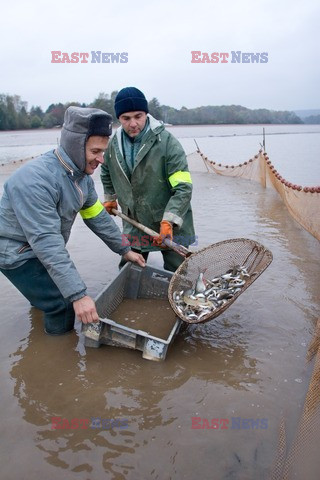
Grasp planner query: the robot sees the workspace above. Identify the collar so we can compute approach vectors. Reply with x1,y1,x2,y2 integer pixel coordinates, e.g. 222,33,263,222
55,146,85,178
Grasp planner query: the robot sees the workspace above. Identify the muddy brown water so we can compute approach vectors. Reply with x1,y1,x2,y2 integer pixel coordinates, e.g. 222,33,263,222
109,298,177,339
0,149,320,479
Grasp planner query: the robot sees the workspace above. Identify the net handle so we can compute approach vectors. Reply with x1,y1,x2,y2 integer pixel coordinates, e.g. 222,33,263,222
112,209,192,258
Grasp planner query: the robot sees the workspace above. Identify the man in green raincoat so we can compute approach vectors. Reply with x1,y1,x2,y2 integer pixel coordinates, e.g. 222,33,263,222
101,87,195,272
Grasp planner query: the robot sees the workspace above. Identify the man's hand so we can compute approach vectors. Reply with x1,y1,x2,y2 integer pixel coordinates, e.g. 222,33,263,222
73,295,99,324
123,250,146,267
152,220,173,247
103,200,118,215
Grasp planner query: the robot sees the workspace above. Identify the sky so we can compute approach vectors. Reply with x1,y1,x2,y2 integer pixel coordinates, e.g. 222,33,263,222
1,0,319,112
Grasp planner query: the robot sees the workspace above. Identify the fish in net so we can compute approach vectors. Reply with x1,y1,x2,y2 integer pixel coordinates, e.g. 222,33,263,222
168,238,273,324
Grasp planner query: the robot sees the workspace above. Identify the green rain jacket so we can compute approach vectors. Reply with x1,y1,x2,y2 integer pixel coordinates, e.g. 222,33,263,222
101,115,195,252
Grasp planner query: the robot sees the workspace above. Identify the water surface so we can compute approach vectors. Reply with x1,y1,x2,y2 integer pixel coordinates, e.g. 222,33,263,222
0,128,319,479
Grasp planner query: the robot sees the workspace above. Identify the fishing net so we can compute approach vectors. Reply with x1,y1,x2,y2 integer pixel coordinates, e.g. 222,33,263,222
190,149,320,241
168,238,273,324
271,318,320,480
0,157,34,172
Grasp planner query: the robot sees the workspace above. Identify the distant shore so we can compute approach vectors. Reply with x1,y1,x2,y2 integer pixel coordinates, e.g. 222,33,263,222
1,122,319,135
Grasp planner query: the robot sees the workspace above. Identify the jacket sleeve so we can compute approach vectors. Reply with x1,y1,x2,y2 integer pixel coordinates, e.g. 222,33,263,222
101,144,117,202
163,134,193,228
6,168,87,302
80,178,130,256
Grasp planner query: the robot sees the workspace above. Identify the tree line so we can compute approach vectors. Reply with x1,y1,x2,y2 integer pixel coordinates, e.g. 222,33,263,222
0,92,314,131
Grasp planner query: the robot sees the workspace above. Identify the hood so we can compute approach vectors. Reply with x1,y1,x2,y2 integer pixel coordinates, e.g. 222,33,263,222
147,114,165,134
60,106,113,172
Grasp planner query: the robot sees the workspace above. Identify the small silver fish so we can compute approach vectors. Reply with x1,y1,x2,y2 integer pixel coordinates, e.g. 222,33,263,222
195,272,207,294
221,273,234,281
198,311,210,321
187,313,198,321
172,265,248,322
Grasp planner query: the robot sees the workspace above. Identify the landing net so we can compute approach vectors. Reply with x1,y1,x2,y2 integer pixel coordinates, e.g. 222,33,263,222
168,238,272,324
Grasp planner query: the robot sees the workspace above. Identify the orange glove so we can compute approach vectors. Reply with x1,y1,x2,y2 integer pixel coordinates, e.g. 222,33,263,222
103,200,118,215
153,220,173,247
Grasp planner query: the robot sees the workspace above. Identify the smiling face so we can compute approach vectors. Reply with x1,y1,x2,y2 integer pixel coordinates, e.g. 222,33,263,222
118,111,147,138
85,135,109,174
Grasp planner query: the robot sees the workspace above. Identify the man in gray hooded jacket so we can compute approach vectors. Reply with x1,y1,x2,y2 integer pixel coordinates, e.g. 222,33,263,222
0,106,145,335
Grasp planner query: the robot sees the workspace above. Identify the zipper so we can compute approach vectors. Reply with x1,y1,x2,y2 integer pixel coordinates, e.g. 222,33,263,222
18,243,31,254
74,180,84,205
133,141,154,172
115,151,131,186
136,138,156,161
55,149,84,206
54,149,74,175
137,143,146,156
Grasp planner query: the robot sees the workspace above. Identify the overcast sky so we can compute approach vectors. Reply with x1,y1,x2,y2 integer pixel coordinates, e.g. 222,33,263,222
1,0,319,112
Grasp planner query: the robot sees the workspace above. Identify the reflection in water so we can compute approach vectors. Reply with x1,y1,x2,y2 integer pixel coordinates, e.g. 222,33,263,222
180,316,258,390
10,299,260,478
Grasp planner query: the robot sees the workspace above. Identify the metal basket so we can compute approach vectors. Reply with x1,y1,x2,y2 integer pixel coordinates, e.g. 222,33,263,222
168,238,273,324
82,264,182,361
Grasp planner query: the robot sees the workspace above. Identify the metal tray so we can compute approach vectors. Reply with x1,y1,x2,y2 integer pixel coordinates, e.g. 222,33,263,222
82,263,182,361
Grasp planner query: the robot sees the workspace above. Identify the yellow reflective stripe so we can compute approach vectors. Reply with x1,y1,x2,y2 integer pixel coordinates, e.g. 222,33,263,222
168,171,192,188
80,200,104,219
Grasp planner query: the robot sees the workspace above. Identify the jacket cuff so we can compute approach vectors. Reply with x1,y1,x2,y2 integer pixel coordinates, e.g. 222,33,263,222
68,289,87,303
121,246,131,256
104,193,117,202
163,211,183,228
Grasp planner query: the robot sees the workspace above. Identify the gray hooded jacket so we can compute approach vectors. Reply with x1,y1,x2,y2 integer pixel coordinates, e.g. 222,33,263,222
0,107,129,302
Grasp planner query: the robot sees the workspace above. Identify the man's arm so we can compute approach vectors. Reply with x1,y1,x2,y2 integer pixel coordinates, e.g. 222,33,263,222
80,179,145,268
163,135,193,227
80,178,128,254
6,168,87,302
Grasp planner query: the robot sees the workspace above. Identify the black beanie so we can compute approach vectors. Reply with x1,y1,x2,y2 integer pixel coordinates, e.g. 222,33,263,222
114,87,149,118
